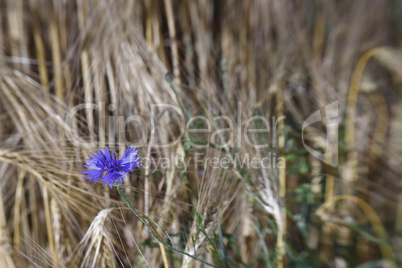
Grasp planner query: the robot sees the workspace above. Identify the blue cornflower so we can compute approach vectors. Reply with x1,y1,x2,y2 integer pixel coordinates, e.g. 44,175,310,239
82,145,141,188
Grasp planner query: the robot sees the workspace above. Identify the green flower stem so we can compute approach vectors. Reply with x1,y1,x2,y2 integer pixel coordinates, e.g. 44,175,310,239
115,182,216,267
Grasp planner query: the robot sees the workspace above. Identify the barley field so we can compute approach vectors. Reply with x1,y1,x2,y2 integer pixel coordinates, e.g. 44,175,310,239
0,0,402,267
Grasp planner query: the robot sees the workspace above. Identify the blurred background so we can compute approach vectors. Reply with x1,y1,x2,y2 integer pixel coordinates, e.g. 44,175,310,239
0,0,402,267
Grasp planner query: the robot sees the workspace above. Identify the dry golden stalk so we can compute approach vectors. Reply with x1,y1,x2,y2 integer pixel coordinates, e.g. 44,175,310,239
30,0,49,96
164,0,181,87
345,48,381,187
276,82,286,268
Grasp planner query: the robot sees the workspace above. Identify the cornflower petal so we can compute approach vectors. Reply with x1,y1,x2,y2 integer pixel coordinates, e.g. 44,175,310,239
82,146,141,188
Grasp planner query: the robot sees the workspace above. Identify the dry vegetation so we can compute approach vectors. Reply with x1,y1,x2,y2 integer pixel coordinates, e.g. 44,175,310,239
0,0,402,267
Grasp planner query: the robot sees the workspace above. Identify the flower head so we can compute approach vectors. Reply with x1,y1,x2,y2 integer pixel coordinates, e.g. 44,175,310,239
82,145,141,188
